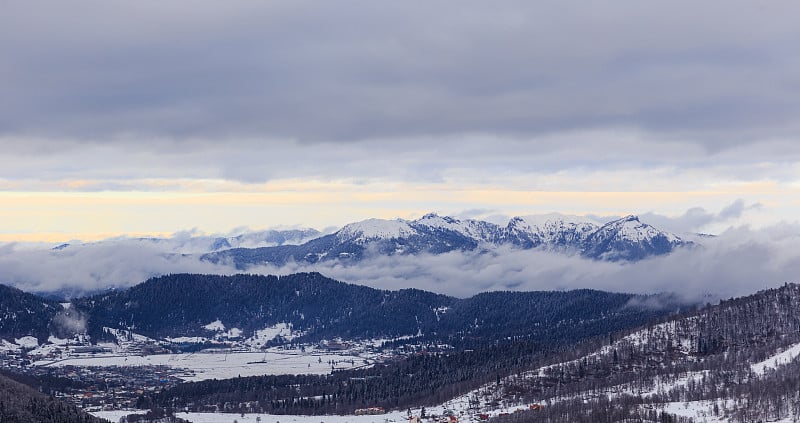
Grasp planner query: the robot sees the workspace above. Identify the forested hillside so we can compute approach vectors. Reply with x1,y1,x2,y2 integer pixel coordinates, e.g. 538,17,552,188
139,339,549,414
0,284,63,342
68,273,683,347
0,372,107,423
486,283,800,422
137,283,800,421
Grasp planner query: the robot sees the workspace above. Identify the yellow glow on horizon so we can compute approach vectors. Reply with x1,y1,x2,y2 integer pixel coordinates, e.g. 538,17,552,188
1,179,793,243
0,231,175,243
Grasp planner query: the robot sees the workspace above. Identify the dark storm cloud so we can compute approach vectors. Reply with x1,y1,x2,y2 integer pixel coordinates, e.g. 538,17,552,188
2,1,800,154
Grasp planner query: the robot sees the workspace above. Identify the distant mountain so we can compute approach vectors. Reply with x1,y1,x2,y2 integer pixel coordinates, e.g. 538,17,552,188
51,228,321,255
581,214,685,260
501,213,603,253
204,213,691,268
1,273,684,348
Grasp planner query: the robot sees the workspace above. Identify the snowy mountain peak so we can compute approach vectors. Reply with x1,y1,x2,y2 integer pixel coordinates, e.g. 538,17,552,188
620,214,640,222
503,214,599,250
581,215,685,260
600,215,678,243
206,213,694,268
506,216,532,232
337,218,417,242
415,213,464,230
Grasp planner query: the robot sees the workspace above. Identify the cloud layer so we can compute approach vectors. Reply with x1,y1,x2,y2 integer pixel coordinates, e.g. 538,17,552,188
2,223,800,303
2,2,799,271
3,1,799,142
1,1,800,188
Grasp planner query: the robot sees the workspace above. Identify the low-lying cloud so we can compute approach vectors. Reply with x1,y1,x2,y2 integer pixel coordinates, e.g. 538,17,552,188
0,242,229,295
51,309,88,338
3,224,800,303
284,226,800,301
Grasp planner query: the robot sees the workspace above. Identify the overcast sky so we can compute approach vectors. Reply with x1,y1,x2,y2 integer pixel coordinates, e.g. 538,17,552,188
2,1,800,241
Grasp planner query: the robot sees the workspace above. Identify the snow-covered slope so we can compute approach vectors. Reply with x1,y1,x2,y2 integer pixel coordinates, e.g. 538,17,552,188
582,215,686,261
502,214,600,250
207,213,691,267
337,218,418,242
475,283,800,422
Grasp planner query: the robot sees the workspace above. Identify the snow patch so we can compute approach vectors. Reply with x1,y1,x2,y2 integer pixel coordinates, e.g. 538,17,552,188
244,323,299,348
15,336,39,349
224,328,243,338
751,341,800,375
0,339,21,352
203,320,225,331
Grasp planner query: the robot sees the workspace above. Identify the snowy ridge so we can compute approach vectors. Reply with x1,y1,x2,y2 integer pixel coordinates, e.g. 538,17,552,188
208,212,691,267
596,215,680,244
412,213,498,242
337,218,418,242
511,213,599,247
518,212,601,229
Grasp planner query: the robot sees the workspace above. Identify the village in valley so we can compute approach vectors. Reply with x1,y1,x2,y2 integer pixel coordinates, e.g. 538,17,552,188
1,323,548,423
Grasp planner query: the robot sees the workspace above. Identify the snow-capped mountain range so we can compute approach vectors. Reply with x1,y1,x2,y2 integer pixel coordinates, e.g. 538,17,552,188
204,213,692,268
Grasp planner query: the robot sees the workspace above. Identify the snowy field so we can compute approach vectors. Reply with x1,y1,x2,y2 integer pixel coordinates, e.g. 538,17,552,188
94,410,411,423
35,349,372,382
92,382,534,423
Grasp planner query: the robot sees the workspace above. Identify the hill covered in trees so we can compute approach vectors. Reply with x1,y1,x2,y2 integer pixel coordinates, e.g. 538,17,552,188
0,372,107,423
136,283,800,422
69,273,685,347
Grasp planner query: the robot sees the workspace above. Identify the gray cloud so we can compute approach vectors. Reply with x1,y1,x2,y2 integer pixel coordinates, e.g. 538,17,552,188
637,199,762,234
51,310,88,338
719,199,762,220
1,1,800,185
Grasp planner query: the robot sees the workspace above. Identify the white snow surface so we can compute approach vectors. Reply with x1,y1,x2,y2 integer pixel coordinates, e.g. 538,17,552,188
14,336,39,349
203,320,225,331
35,348,369,382
658,400,731,422
224,327,243,338
245,323,299,348
337,218,417,241
517,214,599,244
93,379,538,422
751,341,800,375
519,213,602,228
601,215,680,243
93,410,413,423
0,339,20,352
103,327,158,349
166,336,210,343
413,213,494,241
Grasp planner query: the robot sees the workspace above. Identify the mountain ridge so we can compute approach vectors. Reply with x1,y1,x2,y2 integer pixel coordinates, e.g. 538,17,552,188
204,213,691,268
